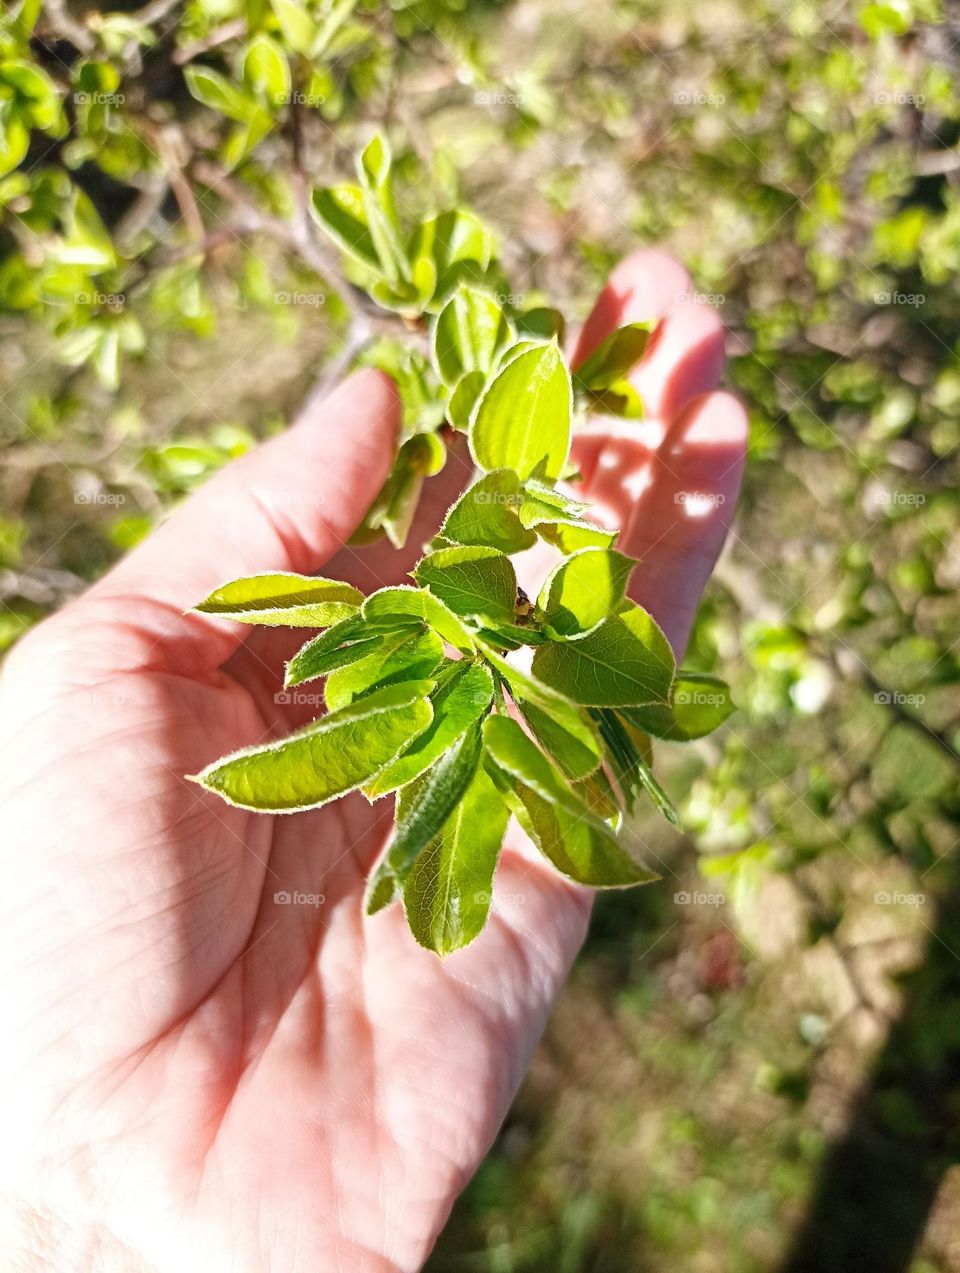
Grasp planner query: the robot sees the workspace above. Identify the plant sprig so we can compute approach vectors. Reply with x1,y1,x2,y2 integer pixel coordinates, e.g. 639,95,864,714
187,134,735,956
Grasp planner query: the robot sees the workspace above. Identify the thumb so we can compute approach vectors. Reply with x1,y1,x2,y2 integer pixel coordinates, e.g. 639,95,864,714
85,368,401,667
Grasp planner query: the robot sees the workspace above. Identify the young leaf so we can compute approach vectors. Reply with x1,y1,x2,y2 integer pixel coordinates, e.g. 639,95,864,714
325,626,445,710
387,723,484,876
472,619,546,651
194,572,362,627
365,661,494,797
573,321,651,416
283,613,415,687
515,699,601,780
478,641,602,779
413,544,517,623
593,707,650,813
191,681,434,812
411,208,497,303
622,673,736,741
469,341,572,481
403,765,509,955
365,859,397,915
269,0,316,54
432,286,512,386
516,307,566,342
361,432,446,549
439,469,537,554
362,585,475,652
532,601,675,707
184,66,259,123
311,185,380,269
355,132,409,287
538,547,637,640
482,716,657,887
634,752,682,828
518,483,617,551
284,633,382,687
573,766,621,822
447,370,487,430
243,33,291,104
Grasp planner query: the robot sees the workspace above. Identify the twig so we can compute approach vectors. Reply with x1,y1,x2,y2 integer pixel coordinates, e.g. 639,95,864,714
40,0,94,52
172,18,247,65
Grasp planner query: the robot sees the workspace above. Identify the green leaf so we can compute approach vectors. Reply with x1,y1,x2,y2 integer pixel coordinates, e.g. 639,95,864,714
285,622,384,688
413,544,517,623
478,642,602,779
574,322,651,419
269,0,317,54
539,547,636,640
312,0,359,55
191,681,434,812
482,716,656,887
366,660,494,797
447,370,487,430
472,619,545,651
243,33,291,105
365,859,397,915
469,341,572,481
325,626,445,710
532,601,675,707
403,765,509,955
362,585,475,652
310,184,379,269
593,707,651,813
411,209,497,303
194,572,362,627
184,66,259,123
432,286,512,386
516,306,566,343
518,483,617,551
355,132,409,287
634,753,681,828
358,131,391,188
387,723,484,876
440,469,537,554
623,673,736,741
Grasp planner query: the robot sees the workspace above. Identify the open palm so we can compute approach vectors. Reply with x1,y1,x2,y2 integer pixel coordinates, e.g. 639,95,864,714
0,251,745,1273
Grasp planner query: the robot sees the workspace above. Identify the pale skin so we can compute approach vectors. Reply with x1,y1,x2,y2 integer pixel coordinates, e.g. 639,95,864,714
0,251,746,1272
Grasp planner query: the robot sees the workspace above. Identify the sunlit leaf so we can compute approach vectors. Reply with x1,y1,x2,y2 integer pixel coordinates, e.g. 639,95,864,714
192,681,434,812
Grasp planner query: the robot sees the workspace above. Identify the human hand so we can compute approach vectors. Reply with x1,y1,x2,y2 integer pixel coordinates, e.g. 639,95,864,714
0,250,745,1273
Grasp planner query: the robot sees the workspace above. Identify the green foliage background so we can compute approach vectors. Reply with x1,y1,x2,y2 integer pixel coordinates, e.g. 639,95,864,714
2,0,959,1268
